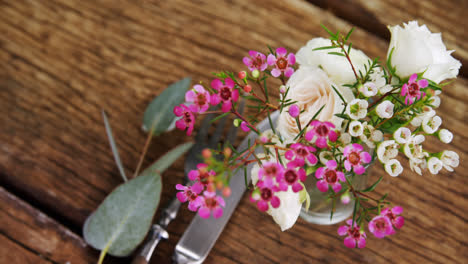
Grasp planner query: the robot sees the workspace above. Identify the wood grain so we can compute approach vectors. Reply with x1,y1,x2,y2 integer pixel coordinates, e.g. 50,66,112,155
307,0,468,77
0,0,466,263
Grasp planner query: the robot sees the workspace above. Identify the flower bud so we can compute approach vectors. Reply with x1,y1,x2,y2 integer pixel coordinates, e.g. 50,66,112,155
438,129,453,143
233,118,242,127
288,104,300,118
279,85,286,94
216,181,224,190
340,192,351,204
224,147,232,157
207,183,216,192
252,69,260,78
243,84,252,93
427,157,443,174
238,71,246,79
222,187,232,197
202,148,212,159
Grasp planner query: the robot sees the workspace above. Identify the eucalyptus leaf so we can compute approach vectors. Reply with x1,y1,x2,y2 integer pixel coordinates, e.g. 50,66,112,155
83,142,193,259
142,77,191,136
102,110,128,182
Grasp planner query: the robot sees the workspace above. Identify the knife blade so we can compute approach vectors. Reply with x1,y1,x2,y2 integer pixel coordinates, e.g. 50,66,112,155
172,111,278,264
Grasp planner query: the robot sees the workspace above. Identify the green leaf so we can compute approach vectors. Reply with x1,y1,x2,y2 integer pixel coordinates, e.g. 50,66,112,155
332,85,346,105
345,27,355,41
102,110,127,182
328,52,346,57
142,77,192,136
312,46,337,51
83,142,192,260
361,176,383,192
83,171,162,258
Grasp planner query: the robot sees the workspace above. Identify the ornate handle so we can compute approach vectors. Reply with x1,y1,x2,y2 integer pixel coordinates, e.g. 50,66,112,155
131,224,169,264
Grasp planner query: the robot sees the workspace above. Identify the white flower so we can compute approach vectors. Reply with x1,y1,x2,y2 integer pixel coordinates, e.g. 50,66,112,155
376,101,394,119
250,159,303,231
410,107,434,127
349,121,364,137
276,67,354,141
360,82,378,97
360,122,381,148
385,159,403,177
339,133,351,145
421,111,442,134
409,158,427,175
403,135,428,162
346,99,368,120
429,95,441,108
438,129,453,143
371,129,384,142
387,21,461,83
319,151,334,165
377,140,399,163
427,157,443,174
370,68,393,94
296,37,371,85
440,150,459,172
393,127,412,144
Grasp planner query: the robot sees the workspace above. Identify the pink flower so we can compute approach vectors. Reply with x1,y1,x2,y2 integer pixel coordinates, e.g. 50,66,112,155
267,47,296,77
198,191,226,219
368,215,394,238
250,180,281,212
243,50,268,72
174,104,196,136
305,120,338,148
240,121,251,132
343,143,372,175
315,160,345,192
285,143,317,167
401,73,428,105
338,219,367,249
258,162,284,187
288,104,300,117
185,84,211,113
175,182,204,212
381,206,404,230
281,165,307,192
188,163,215,187
210,78,239,112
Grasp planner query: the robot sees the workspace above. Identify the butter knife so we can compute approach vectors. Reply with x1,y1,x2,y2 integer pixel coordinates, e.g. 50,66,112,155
172,111,278,264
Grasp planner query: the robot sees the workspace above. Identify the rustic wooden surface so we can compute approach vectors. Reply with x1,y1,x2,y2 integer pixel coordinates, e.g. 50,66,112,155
0,0,466,263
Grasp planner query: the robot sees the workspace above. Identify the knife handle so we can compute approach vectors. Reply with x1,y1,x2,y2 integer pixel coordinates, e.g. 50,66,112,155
131,256,149,264
131,225,169,264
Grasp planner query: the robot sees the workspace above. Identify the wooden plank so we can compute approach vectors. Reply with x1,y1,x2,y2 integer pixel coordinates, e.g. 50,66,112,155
0,234,51,264
0,186,103,264
307,0,468,77
0,0,466,263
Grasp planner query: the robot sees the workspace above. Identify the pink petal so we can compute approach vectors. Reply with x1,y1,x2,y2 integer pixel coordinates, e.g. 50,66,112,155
260,63,268,72
344,237,356,248
357,237,366,248
418,79,428,88
248,50,258,57
315,167,325,179
176,192,187,203
243,57,252,67
352,143,363,151
344,160,352,171
332,183,342,193
292,182,303,192
289,104,300,117
305,130,315,141
198,207,211,218
173,106,183,116
175,119,187,130
221,102,231,113
200,104,209,113
394,216,405,229
307,154,318,165
191,182,204,194
298,168,306,181
343,145,352,156
188,104,199,113
287,53,296,65
326,160,338,169
337,225,349,236
392,206,403,215
270,196,281,208
316,180,329,192
185,90,196,102
267,54,276,66
401,84,408,96
175,184,186,191
354,165,365,175
276,47,287,56
213,207,223,218
284,67,294,78
285,150,294,160
211,78,223,90
257,200,269,212
361,152,372,163
271,68,281,77
231,89,239,102
409,73,418,83
210,94,221,105
225,78,235,88
315,137,327,148
240,121,251,132
193,84,205,93
186,124,194,136
337,172,345,182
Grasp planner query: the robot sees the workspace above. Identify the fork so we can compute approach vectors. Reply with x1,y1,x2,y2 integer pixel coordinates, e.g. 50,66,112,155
131,100,245,264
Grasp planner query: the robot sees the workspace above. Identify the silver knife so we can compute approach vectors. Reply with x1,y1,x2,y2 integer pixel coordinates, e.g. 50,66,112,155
172,111,279,264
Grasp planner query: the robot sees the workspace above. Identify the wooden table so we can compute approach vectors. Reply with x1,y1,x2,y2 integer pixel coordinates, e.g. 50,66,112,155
1,0,467,263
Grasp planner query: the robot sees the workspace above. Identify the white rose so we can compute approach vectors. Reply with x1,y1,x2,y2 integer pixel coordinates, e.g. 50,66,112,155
387,21,461,83
277,67,354,141
296,38,371,85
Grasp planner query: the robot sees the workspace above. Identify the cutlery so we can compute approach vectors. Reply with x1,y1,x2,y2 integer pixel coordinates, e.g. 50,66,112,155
172,111,279,264
132,101,245,264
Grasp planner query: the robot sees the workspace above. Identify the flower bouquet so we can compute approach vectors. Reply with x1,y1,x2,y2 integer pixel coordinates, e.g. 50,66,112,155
173,21,461,248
